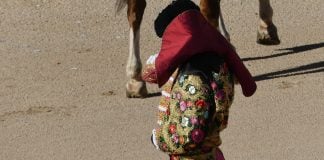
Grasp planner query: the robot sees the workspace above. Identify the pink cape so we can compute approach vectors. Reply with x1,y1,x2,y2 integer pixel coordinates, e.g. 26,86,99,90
155,10,257,97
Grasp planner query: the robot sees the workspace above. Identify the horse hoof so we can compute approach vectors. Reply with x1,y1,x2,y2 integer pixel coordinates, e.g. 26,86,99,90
126,79,148,98
257,23,280,45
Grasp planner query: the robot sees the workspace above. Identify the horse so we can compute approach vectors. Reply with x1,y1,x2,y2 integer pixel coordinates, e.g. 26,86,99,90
115,0,280,98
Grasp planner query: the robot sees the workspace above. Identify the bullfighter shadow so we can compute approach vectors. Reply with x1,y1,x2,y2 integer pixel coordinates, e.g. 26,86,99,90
254,61,324,81
242,42,324,61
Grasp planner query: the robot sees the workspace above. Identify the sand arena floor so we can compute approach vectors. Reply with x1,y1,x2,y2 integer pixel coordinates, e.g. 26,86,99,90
0,0,323,159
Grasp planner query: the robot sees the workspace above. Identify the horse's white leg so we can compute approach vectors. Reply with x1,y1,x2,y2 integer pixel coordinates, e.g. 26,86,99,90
257,0,280,45
125,0,147,98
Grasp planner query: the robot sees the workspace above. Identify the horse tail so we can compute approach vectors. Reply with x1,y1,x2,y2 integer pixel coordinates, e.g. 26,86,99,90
115,0,128,14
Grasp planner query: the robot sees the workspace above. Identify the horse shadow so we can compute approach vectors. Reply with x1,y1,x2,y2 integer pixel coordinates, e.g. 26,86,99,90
242,42,324,61
254,61,324,81
246,42,324,81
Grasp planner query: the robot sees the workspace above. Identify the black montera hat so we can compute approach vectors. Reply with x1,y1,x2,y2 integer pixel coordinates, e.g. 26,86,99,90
154,0,200,38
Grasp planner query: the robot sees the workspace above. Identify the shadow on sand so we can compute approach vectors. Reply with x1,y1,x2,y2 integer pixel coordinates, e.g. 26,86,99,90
250,42,324,81
254,61,324,81
242,42,324,61
146,92,161,98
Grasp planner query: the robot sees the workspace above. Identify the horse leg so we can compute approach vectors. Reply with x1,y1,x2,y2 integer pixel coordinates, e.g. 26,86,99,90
257,0,280,45
200,0,230,41
125,0,147,98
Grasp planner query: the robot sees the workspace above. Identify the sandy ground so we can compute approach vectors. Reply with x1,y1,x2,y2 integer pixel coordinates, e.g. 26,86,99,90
0,0,323,160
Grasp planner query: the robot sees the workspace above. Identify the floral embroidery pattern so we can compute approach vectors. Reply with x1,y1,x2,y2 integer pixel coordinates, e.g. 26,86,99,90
187,85,196,95
154,63,234,155
181,117,190,127
195,99,207,109
180,101,187,112
191,129,205,143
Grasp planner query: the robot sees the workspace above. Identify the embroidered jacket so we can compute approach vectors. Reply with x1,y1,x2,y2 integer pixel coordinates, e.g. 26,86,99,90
142,10,256,156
